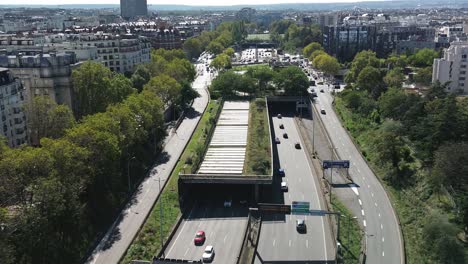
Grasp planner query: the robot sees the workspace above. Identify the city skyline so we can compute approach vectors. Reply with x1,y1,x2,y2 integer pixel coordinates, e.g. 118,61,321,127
1,0,386,6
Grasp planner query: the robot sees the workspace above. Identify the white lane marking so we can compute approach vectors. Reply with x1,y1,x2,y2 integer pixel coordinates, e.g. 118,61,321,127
302,193,305,200
289,240,291,247
358,199,362,206
273,239,276,247
381,224,384,230
166,204,197,255
382,251,385,257
357,169,361,173
375,202,378,207
224,235,228,243
361,210,365,216
363,220,367,227
367,184,370,188
371,192,374,197
379,213,381,218
306,240,309,248
299,178,302,183
184,248,189,256
382,237,385,242
350,185,360,196
342,142,345,146
362,176,366,180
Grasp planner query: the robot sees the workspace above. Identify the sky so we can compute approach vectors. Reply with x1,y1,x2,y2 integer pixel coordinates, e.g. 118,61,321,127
1,0,384,6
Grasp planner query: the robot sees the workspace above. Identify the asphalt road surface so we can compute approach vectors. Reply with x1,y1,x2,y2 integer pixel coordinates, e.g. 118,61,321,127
314,78,404,264
164,201,248,263
255,111,334,263
85,62,213,264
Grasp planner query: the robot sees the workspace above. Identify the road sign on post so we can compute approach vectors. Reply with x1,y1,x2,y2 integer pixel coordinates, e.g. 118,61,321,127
322,160,350,169
291,201,310,215
257,203,291,214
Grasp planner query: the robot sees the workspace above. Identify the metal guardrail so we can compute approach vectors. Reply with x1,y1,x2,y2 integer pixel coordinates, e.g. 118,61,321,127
179,173,272,184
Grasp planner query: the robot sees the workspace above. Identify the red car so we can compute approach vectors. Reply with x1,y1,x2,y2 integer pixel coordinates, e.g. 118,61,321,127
194,231,206,245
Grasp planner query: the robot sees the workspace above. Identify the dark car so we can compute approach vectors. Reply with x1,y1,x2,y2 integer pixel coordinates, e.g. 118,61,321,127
320,89,324,93
283,133,288,138
275,137,281,144
278,168,285,176
279,124,284,129
194,231,206,245
295,142,301,149
277,114,282,119
296,219,306,233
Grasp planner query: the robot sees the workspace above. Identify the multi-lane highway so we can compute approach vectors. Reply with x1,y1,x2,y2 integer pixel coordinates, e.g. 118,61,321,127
313,78,404,263
255,110,334,263
164,201,248,263
85,60,213,264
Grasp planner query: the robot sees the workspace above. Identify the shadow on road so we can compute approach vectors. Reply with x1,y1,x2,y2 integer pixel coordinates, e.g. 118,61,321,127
184,107,202,119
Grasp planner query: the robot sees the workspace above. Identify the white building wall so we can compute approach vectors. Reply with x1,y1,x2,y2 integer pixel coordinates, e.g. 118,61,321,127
433,42,468,94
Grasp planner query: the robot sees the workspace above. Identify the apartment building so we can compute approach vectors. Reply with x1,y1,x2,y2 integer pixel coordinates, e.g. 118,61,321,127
433,42,468,94
77,33,151,73
0,52,79,112
0,68,27,147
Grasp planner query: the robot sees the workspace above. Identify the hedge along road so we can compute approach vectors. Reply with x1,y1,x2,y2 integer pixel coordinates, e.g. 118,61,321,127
85,63,213,264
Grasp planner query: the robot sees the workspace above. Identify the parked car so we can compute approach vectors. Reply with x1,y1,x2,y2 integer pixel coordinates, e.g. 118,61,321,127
279,124,284,129
194,231,206,245
281,181,288,191
283,133,288,139
296,219,306,232
320,89,324,93
295,142,301,149
278,168,285,176
320,108,326,114
277,114,282,118
275,137,281,144
202,245,215,262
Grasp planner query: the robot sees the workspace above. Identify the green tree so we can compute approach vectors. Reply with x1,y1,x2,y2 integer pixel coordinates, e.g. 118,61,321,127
177,81,200,109
72,61,113,117
409,48,439,67
378,88,411,119
164,58,196,83
183,37,202,60
109,73,136,104
313,54,340,76
131,64,151,91
345,50,381,83
274,66,309,96
386,54,407,69
210,54,231,70
144,75,181,106
309,49,327,61
356,66,384,99
24,96,75,145
422,213,465,264
414,66,433,86
303,42,323,58
210,70,256,99
384,68,405,88
206,41,225,55
246,65,276,95
223,47,235,57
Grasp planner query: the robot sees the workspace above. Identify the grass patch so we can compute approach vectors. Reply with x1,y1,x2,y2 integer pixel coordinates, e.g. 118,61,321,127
243,98,272,175
333,98,465,264
246,34,271,41
331,195,363,264
232,63,269,72
120,100,221,263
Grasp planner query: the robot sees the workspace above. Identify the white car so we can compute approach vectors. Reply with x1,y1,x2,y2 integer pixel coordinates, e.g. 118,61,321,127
202,245,215,262
281,181,288,191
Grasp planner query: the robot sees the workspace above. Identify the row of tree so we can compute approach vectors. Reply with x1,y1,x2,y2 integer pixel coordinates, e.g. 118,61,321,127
209,65,309,99
339,50,467,263
0,49,198,263
269,19,322,53
303,42,341,76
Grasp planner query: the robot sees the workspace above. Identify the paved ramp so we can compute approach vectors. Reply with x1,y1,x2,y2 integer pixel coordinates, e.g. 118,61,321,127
198,101,250,175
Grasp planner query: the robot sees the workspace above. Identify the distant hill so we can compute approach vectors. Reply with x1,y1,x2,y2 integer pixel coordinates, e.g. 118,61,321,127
1,0,467,11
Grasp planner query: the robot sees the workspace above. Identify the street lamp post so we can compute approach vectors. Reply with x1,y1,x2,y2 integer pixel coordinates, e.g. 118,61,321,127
127,156,137,193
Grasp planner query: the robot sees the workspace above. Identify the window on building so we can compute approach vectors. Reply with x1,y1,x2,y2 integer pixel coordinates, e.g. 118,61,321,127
462,65,467,68
104,62,108,66
116,67,120,72
116,61,120,65
109,61,114,66
459,77,465,81
103,55,107,60
109,55,113,60
114,48,118,52
461,71,466,75
463,54,467,59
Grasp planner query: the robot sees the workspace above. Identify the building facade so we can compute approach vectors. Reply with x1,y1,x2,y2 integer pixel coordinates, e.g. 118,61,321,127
433,42,468,94
0,68,27,147
120,0,148,20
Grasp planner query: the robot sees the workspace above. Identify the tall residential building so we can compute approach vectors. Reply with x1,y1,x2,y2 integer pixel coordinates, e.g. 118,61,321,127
0,68,27,147
433,42,468,94
120,0,148,19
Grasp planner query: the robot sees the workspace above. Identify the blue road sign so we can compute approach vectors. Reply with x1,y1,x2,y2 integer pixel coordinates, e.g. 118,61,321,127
322,160,350,169
292,201,310,214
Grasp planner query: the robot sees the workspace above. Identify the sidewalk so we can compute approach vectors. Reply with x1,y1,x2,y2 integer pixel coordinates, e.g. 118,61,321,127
85,70,211,264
